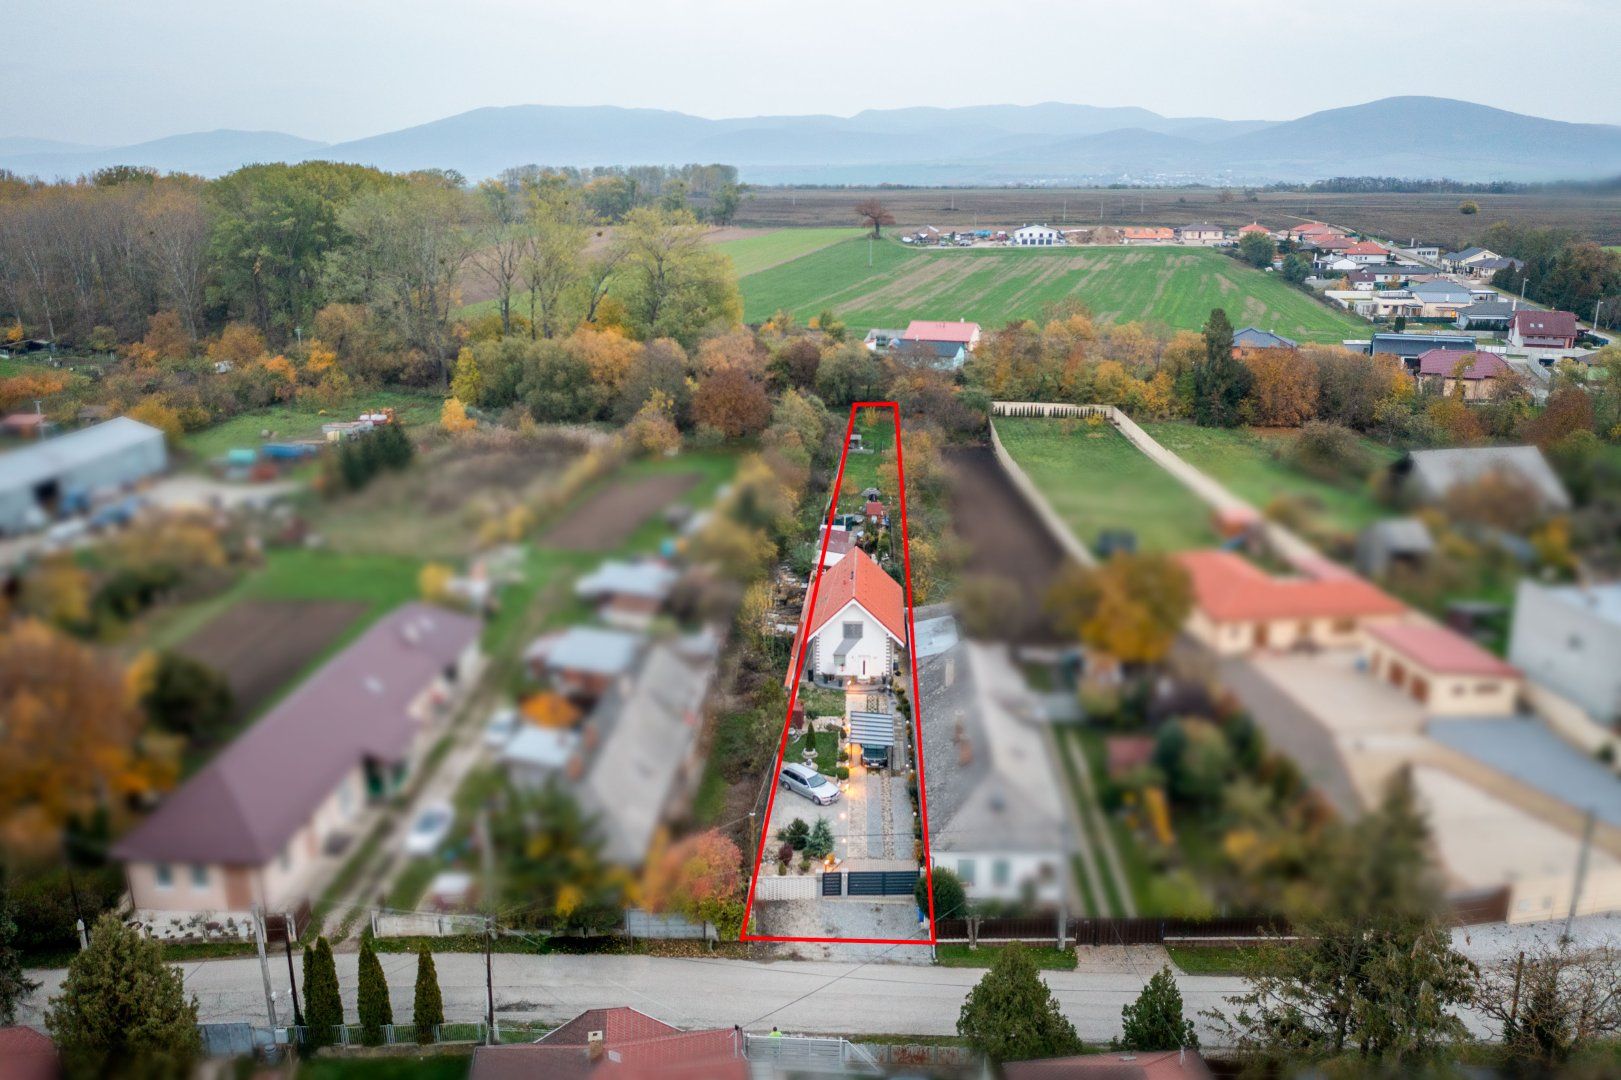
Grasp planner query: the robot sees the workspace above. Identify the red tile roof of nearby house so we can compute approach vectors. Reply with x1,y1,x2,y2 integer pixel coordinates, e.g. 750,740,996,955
1005,1048,1214,1080
111,602,482,866
805,545,906,643
1345,241,1390,256
1511,309,1578,341
1177,550,1407,624
902,319,980,345
0,1027,58,1080
1238,222,1271,234
1416,349,1510,379
1365,621,1520,678
472,1009,745,1080
1122,227,1176,240
864,499,886,518
1106,735,1156,778
1291,221,1338,235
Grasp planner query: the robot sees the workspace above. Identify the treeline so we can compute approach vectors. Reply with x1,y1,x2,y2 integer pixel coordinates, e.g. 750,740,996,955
1267,176,1541,194
0,160,744,356
1480,221,1621,331
495,163,745,224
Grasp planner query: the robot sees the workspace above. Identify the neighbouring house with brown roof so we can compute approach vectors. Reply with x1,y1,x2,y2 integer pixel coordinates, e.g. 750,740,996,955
1177,549,1407,656
794,546,907,686
1363,621,1521,716
1121,226,1176,244
1508,309,1579,350
1415,348,1512,399
112,603,483,939
469,1007,746,1080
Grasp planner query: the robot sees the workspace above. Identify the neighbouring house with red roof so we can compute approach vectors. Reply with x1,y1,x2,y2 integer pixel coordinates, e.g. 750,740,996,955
111,603,483,939
1238,221,1273,238
795,546,906,685
1363,621,1521,716
0,1027,58,1080
469,1007,746,1080
1344,240,1391,265
1177,550,1407,655
899,319,982,366
1415,348,1512,399
1121,226,1176,244
1508,309,1579,350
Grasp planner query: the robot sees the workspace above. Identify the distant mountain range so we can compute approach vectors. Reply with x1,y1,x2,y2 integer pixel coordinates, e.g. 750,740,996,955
5,97,1620,185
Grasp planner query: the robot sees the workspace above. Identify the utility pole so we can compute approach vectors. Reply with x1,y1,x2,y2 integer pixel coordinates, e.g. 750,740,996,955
484,916,496,1045
282,926,302,1026
747,810,758,865
251,906,278,1030
1563,809,1596,942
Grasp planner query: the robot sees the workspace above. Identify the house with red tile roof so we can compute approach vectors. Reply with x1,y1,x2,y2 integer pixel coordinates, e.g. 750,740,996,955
1508,309,1579,350
796,546,906,685
1176,549,1406,655
1238,221,1273,237
1121,226,1176,244
0,1027,58,1080
1344,240,1391,264
1363,621,1521,715
469,1007,746,1080
1415,348,1512,399
899,319,981,366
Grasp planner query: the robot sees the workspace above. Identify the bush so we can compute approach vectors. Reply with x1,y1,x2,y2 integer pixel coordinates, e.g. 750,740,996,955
1288,420,1374,484
835,765,850,780
1459,200,1480,215
917,866,968,920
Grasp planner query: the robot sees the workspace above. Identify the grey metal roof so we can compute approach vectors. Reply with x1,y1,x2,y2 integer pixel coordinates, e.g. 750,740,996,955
1360,517,1435,552
542,626,644,677
1403,446,1571,510
917,638,1069,855
577,633,718,864
1408,280,1473,300
0,416,163,493
1368,332,1475,358
1233,327,1299,350
112,603,482,865
1429,717,1621,828
501,726,578,770
574,559,678,602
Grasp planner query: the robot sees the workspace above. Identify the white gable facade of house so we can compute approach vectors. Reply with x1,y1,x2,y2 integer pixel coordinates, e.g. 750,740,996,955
1011,225,1060,247
805,598,901,683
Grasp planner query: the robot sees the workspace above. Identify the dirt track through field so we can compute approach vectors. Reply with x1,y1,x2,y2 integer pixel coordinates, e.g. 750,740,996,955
947,446,1067,643
540,472,701,550
177,599,366,718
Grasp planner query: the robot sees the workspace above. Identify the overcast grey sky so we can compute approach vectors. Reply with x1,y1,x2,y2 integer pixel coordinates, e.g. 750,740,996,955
8,0,1618,146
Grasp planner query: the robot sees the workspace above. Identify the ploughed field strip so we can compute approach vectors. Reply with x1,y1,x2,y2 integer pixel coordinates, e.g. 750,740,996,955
176,598,367,718
539,472,701,550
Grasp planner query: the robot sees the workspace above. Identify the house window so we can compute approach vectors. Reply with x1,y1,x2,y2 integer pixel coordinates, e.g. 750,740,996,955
957,859,977,885
190,865,209,888
842,621,862,641
154,864,173,888
992,860,1011,887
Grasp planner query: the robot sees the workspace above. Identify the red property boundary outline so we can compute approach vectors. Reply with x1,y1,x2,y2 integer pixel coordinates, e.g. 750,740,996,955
738,402,937,946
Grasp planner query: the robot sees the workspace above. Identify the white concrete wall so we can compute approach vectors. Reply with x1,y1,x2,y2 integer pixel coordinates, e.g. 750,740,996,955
754,874,821,901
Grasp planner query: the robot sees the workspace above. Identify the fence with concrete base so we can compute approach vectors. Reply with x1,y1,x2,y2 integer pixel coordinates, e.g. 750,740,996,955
753,874,820,901
985,407,1097,568
746,1033,882,1075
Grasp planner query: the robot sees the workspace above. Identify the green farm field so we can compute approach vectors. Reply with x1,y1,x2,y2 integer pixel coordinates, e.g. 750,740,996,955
1140,422,1398,536
713,226,863,277
739,239,1367,341
995,417,1214,552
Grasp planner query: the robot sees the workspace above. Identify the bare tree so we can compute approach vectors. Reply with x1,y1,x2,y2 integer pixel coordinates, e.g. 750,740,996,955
471,179,528,334
854,197,895,239
1475,941,1621,1069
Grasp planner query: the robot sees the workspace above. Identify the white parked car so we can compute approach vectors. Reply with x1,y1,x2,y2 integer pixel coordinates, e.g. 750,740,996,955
403,801,454,857
780,762,840,806
483,707,519,748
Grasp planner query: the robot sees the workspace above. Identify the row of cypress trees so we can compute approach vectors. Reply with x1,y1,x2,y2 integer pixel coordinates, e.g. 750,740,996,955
301,933,445,1048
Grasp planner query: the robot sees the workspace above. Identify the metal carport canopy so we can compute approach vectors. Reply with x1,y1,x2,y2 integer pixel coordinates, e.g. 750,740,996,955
848,710,894,747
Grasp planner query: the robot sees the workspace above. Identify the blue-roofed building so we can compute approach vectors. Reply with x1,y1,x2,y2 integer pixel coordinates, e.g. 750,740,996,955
0,416,167,534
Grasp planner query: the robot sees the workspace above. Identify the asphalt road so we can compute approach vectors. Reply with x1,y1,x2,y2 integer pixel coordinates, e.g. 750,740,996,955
19,949,1246,1045
24,913,1621,1046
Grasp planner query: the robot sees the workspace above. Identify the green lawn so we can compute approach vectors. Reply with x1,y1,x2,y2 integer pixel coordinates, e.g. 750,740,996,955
787,729,841,776
1140,422,1397,536
1166,943,1275,976
717,227,865,278
741,241,1366,342
181,388,442,461
935,943,1078,970
995,417,1214,552
837,408,894,504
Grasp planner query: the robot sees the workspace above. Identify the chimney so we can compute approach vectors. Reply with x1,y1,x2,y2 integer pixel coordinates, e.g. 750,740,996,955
587,1030,605,1062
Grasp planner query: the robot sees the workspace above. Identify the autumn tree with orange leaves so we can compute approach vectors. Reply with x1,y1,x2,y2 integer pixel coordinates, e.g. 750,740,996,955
1046,554,1192,665
693,367,771,439
641,829,745,939
0,621,175,857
